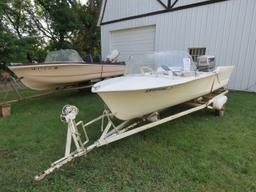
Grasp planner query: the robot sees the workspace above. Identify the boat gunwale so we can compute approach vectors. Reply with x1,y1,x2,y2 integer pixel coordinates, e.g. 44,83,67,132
8,62,125,69
92,66,233,93
26,70,125,77
93,74,212,93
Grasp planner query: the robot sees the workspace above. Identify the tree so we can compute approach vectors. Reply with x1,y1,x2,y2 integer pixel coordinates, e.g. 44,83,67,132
0,0,43,64
72,0,101,56
31,0,81,49
0,0,102,66
2,0,36,38
0,28,41,64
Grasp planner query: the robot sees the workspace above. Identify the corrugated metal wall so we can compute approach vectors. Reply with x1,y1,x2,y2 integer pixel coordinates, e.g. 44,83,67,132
101,0,256,91
175,0,206,7
110,26,156,61
103,0,163,23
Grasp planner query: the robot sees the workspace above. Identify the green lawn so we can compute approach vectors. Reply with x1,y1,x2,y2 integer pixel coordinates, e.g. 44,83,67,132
0,90,256,192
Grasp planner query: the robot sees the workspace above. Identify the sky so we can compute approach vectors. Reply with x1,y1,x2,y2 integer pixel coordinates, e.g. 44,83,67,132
80,0,89,5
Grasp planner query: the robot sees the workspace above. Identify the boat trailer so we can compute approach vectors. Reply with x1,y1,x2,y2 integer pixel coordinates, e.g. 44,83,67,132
35,89,228,181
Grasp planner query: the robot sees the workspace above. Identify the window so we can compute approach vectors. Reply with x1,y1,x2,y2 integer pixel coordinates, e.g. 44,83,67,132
188,48,206,62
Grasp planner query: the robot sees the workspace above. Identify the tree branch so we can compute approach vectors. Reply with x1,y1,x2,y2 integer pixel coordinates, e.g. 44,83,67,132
2,8,22,39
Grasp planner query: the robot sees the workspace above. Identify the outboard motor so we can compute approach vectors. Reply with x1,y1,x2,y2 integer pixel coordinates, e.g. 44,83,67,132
106,49,120,63
197,55,215,72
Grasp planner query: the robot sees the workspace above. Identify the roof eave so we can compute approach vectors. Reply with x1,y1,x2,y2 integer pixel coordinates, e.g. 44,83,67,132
97,0,107,26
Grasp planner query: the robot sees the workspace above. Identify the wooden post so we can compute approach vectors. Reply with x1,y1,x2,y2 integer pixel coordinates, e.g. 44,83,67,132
0,103,11,117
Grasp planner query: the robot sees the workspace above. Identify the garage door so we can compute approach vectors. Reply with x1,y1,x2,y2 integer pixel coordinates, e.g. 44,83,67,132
111,25,156,62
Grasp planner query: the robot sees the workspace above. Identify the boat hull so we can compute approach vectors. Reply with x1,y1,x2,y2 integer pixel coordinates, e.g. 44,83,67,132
95,66,234,120
8,63,125,90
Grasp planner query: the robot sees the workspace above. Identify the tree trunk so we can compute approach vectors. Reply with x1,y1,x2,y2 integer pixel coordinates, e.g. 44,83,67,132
59,33,64,49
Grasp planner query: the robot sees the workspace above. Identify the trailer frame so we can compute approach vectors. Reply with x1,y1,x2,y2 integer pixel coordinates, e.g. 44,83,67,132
35,89,228,181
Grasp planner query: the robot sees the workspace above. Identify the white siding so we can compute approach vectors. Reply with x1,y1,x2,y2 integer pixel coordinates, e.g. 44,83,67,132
101,0,256,91
101,1,214,24
102,0,164,23
161,0,169,7
111,26,156,61
175,0,207,7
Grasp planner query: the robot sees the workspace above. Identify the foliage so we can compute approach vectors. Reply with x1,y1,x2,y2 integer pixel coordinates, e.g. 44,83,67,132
73,0,101,55
1,0,36,38
0,27,39,64
32,0,81,49
0,0,102,65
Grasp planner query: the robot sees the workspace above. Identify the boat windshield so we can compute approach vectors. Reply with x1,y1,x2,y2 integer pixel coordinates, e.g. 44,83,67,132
125,51,195,76
44,49,84,63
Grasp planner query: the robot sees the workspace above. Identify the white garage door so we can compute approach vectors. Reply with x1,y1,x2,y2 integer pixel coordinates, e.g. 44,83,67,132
111,25,156,62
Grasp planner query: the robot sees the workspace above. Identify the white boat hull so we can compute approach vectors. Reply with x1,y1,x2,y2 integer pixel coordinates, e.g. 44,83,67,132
8,63,125,90
93,66,234,120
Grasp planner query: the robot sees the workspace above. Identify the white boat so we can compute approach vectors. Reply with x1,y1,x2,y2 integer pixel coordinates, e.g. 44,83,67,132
35,51,234,181
92,51,234,120
8,49,125,90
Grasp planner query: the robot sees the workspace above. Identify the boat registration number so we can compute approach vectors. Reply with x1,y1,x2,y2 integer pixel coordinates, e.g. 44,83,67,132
31,66,58,70
145,87,170,93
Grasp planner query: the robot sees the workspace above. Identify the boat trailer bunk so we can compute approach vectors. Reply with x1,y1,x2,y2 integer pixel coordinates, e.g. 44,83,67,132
35,88,229,181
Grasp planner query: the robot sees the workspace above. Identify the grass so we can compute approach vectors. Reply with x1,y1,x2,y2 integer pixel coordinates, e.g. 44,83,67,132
0,90,256,191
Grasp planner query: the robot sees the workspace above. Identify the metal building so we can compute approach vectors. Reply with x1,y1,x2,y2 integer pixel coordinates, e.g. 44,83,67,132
97,0,256,91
